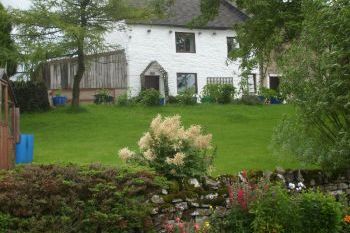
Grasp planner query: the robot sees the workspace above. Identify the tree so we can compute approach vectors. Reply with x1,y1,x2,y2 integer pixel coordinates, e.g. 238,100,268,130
0,3,17,75
273,0,350,171
12,0,171,107
196,0,303,87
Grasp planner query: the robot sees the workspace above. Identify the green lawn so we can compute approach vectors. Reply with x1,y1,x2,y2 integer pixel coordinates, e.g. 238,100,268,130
21,104,305,174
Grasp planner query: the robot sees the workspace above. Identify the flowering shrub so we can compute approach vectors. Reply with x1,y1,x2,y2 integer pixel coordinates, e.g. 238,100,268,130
164,217,211,233
119,114,214,179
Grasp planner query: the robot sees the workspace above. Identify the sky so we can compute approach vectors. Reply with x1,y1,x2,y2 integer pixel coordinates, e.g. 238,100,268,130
1,0,31,9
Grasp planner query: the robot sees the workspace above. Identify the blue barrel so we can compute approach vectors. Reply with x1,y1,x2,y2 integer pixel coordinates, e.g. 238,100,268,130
15,135,34,164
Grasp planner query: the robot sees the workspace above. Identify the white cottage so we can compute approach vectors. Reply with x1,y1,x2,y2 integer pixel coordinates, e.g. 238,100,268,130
105,0,260,98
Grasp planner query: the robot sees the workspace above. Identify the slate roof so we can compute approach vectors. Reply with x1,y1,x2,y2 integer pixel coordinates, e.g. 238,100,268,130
130,0,248,29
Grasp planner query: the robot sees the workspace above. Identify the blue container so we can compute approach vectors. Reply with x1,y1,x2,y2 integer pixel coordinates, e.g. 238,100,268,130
270,97,282,104
159,98,165,106
52,96,67,106
16,135,34,164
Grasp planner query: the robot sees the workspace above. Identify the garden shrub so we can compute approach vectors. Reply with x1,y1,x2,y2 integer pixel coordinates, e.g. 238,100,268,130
119,114,214,179
0,164,164,233
167,95,179,104
202,84,235,104
117,92,128,106
11,80,50,113
177,89,197,105
94,88,114,104
299,191,343,233
240,95,263,105
139,89,160,106
251,185,301,233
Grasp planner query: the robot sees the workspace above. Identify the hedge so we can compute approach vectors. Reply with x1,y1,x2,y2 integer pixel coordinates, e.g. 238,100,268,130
0,165,165,233
11,81,50,113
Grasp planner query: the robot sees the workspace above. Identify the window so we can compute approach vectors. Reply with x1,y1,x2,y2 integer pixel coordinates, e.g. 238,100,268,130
176,32,196,53
227,37,237,56
248,74,257,94
177,73,197,93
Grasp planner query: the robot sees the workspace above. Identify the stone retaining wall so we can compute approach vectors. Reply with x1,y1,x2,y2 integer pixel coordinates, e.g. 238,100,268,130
149,169,350,232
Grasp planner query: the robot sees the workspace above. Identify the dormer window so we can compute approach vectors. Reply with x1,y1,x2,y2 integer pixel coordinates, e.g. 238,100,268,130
176,32,196,53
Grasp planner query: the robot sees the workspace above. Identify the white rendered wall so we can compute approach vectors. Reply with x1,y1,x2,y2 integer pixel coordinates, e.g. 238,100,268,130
106,24,258,96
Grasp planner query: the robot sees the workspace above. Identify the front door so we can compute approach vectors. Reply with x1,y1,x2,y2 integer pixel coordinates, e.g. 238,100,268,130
269,76,280,91
144,76,160,91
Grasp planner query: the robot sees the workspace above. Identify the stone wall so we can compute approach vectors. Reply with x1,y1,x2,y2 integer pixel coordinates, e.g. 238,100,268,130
149,169,350,232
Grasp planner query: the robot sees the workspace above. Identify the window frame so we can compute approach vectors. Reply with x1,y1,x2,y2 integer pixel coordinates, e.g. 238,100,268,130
248,74,257,95
176,73,198,94
227,37,237,56
175,32,196,53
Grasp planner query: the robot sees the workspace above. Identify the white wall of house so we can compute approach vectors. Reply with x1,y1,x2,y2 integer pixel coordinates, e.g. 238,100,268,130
106,24,258,97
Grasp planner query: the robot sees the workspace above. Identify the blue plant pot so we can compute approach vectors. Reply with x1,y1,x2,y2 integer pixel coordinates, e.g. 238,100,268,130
270,97,282,104
52,96,67,106
159,98,165,106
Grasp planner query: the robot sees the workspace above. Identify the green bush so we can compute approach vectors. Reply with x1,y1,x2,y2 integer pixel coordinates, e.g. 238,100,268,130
177,89,197,105
299,191,343,233
251,185,301,233
139,89,160,106
11,80,50,113
166,95,179,104
202,84,235,104
116,92,128,106
241,95,263,105
210,207,253,233
0,165,162,233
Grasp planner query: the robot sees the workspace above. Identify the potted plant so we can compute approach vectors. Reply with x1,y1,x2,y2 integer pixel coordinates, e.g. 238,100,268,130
52,89,68,106
94,89,114,104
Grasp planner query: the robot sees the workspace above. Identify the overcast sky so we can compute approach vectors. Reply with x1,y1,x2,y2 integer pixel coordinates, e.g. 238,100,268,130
1,0,31,9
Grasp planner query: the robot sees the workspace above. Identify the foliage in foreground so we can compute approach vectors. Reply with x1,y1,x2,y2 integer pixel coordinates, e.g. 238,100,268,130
210,176,346,233
0,164,166,233
119,114,214,179
273,0,350,171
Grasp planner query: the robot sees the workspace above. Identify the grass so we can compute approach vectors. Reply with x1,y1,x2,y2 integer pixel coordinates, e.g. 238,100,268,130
21,104,306,174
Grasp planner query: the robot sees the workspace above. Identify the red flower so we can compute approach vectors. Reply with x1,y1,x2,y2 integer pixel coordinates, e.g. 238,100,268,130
194,223,201,232
227,184,234,204
237,189,247,209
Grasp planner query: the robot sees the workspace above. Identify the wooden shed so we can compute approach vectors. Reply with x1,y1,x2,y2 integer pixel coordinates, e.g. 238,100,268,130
0,69,20,169
43,50,128,103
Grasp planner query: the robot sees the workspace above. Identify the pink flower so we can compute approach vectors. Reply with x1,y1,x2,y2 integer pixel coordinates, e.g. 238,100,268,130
227,184,234,204
237,189,247,209
165,223,174,232
175,217,181,223
194,223,201,232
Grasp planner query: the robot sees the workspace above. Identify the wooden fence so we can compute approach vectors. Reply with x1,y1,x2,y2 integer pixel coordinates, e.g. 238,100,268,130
0,76,20,170
43,50,128,90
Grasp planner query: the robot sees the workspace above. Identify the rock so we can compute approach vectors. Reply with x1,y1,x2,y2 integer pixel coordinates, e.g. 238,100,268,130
161,206,176,213
195,216,209,224
205,177,220,189
189,178,201,188
205,193,218,200
162,189,168,195
338,183,348,190
151,195,164,204
197,208,211,216
151,207,159,215
172,199,183,203
276,174,286,182
175,202,188,211
191,210,200,216
275,167,285,174
201,204,211,208
346,189,350,195
214,206,227,217
190,202,200,207
310,179,316,186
